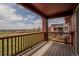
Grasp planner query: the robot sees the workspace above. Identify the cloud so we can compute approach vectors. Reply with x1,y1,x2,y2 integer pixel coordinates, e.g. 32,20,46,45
48,17,65,27
23,17,28,21
33,19,42,28
0,4,23,22
0,3,42,29
0,19,8,24
0,4,64,29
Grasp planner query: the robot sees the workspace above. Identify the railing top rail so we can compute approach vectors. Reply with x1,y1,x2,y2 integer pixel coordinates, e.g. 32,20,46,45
48,32,71,34
0,32,43,39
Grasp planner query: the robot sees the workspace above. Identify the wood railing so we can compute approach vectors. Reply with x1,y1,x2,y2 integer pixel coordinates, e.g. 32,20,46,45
0,32,44,56
48,32,73,45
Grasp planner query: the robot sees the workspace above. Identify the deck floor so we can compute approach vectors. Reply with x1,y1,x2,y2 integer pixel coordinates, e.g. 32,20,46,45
43,42,77,56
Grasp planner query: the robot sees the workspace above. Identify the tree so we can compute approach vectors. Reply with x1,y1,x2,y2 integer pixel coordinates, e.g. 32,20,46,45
37,27,41,32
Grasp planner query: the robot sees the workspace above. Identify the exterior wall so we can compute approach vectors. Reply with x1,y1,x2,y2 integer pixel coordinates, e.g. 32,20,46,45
76,5,79,55
50,26,55,32
67,20,71,32
71,11,77,52
70,5,79,55
64,8,77,52
50,24,68,32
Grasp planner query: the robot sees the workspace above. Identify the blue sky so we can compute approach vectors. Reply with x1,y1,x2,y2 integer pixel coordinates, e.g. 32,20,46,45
48,17,65,27
0,3,65,29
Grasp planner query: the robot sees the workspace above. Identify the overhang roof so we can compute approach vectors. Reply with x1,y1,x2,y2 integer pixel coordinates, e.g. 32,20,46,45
18,3,78,19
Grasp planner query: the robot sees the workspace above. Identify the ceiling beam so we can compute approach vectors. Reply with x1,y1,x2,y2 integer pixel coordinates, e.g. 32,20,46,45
47,10,73,19
18,3,78,19
18,3,48,18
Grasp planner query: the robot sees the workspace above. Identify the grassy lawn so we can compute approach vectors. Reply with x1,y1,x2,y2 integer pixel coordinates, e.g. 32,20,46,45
0,32,43,56
0,32,13,35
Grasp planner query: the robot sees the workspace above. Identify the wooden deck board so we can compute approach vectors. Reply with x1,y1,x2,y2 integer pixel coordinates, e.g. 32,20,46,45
65,45,69,56
43,43,58,56
17,41,47,56
65,45,70,56
71,46,77,56
21,41,77,56
44,43,77,56
58,44,62,56
54,44,60,56
32,41,53,56
52,44,60,56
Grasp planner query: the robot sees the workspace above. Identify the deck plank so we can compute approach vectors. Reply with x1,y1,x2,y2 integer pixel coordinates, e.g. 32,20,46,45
44,43,77,56
51,43,59,56
32,41,53,56
71,46,77,56
56,44,62,56
44,44,56,56
61,44,64,56
65,44,70,56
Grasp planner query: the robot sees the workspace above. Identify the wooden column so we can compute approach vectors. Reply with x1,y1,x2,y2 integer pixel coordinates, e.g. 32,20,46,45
70,31,74,45
42,17,48,41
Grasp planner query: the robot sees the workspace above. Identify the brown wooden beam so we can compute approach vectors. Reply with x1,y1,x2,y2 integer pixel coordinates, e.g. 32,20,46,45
18,3,48,19
18,3,78,19
47,10,73,19
70,31,74,46
42,17,48,41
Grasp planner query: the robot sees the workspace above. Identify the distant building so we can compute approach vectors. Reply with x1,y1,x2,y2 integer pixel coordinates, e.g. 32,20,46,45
49,23,69,33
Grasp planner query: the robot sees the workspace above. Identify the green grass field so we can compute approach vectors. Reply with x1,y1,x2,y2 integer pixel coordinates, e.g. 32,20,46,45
0,32,13,35
0,32,43,56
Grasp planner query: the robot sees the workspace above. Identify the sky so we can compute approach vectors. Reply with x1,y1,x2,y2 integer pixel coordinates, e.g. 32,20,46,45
48,17,65,27
0,3,65,29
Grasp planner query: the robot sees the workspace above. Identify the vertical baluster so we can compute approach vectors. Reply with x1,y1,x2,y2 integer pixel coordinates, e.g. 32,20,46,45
15,37,16,55
29,35,31,48
33,35,34,46
36,34,38,44
34,34,35,45
18,36,19,53
30,35,32,48
21,36,22,51
24,35,26,49
27,36,29,48
38,34,39,42
19,36,20,52
39,34,40,42
40,33,41,41
35,34,37,44
11,38,13,55
23,36,24,50
22,36,23,50
2,39,4,56
26,35,27,49
7,38,9,56
20,36,21,52
24,35,25,49
24,35,26,50
32,35,34,46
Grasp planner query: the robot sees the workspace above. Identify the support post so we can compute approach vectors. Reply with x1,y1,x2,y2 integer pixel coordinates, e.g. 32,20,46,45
70,31,74,46
42,17,48,41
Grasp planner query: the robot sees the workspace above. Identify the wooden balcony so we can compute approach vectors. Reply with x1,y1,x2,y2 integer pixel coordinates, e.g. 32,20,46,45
0,32,45,56
30,32,77,56
0,3,78,56
0,32,77,56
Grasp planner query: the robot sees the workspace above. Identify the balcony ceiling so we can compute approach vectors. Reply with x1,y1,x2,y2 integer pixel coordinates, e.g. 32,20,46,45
19,3,78,19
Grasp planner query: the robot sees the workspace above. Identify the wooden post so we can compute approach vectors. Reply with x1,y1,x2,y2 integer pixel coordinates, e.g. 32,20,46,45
70,31,74,46
42,17,48,41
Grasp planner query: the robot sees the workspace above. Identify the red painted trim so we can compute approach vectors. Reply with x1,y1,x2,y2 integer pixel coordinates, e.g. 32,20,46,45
42,17,48,41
